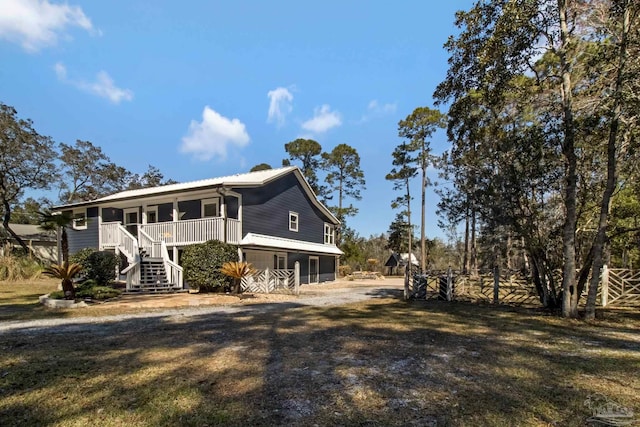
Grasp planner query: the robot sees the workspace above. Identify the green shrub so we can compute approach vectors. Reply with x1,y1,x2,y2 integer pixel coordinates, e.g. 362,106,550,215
85,251,118,286
48,282,121,300
181,240,238,292
48,290,65,299
69,248,95,272
76,285,121,300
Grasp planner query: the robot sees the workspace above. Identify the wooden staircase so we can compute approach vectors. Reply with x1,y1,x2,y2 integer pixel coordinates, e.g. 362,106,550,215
126,250,180,293
111,224,184,293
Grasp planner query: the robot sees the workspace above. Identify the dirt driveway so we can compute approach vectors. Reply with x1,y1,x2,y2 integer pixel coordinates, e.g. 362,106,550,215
0,277,405,334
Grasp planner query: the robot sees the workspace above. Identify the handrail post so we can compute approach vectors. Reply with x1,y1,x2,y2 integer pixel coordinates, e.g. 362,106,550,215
294,262,300,295
265,267,270,294
493,265,500,304
601,264,609,307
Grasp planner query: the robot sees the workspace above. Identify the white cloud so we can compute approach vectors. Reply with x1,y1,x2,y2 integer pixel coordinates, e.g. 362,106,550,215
358,99,397,123
181,106,250,161
0,0,96,52
53,61,66,79
301,104,342,133
367,100,397,114
54,62,133,104
267,87,293,127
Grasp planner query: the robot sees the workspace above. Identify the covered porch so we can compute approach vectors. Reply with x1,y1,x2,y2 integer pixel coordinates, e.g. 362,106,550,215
98,189,242,254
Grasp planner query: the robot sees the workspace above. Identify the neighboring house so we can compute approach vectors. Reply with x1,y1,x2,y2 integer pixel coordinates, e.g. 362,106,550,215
384,252,419,276
52,166,342,291
0,223,57,262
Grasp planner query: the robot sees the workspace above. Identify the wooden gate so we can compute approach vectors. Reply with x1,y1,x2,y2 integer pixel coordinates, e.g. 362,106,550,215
241,262,300,294
601,267,640,307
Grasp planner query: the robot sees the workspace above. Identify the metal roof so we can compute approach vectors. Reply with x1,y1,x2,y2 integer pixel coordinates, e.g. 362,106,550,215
54,166,339,224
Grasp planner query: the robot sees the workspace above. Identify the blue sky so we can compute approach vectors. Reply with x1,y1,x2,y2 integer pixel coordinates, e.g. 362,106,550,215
0,0,474,240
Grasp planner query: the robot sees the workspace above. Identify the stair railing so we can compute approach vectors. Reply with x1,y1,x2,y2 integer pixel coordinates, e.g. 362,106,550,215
115,224,139,263
113,224,141,291
138,229,162,258
121,261,140,291
161,241,183,289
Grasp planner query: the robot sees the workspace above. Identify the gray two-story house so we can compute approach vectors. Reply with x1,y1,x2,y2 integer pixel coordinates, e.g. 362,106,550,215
53,166,342,292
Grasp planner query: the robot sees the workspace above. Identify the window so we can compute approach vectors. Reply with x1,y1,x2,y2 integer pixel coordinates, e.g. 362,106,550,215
324,223,335,245
146,207,158,224
274,253,287,270
289,211,299,232
202,198,220,218
72,210,87,230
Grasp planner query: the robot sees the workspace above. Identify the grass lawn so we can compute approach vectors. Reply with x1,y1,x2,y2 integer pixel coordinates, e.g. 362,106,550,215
0,284,638,426
0,279,61,321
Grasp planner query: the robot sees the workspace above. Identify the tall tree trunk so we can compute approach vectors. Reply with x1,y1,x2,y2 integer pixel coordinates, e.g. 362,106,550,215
420,155,427,272
1,199,32,255
463,205,470,274
62,278,76,300
470,208,478,277
61,228,69,263
558,0,579,318
407,177,413,271
585,1,630,320
337,176,344,245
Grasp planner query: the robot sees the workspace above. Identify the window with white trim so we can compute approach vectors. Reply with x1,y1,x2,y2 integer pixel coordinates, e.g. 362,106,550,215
289,211,299,232
72,210,87,230
146,207,158,224
201,198,220,218
324,223,335,245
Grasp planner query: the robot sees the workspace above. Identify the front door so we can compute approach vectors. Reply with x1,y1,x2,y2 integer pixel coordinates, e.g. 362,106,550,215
309,256,319,284
124,208,139,237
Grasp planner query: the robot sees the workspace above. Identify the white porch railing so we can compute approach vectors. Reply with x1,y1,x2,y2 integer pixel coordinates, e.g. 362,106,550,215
138,217,240,245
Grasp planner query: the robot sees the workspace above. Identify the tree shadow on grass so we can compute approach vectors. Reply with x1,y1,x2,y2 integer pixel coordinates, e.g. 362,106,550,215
0,299,638,426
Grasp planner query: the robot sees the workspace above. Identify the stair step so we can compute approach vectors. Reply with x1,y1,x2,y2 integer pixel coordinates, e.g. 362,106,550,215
126,283,182,294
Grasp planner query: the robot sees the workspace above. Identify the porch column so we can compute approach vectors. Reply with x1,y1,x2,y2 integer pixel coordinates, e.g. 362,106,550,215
173,198,178,243
221,193,227,243
97,208,103,251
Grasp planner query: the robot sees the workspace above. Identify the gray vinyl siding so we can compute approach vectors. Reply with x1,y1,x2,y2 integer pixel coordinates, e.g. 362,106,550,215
67,217,99,255
237,174,333,243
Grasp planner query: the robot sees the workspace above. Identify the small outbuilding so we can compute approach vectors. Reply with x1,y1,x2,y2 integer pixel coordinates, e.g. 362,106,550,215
384,252,419,276
0,223,57,262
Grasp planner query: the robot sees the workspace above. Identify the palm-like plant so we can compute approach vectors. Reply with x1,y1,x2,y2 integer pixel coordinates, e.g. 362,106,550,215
43,261,83,300
220,261,256,294
38,210,73,263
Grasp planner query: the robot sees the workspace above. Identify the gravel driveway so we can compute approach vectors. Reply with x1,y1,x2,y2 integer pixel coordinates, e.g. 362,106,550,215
0,278,404,335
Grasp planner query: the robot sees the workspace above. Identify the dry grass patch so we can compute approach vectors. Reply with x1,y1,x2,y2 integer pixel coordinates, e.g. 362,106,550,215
1,297,638,426
0,278,60,321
